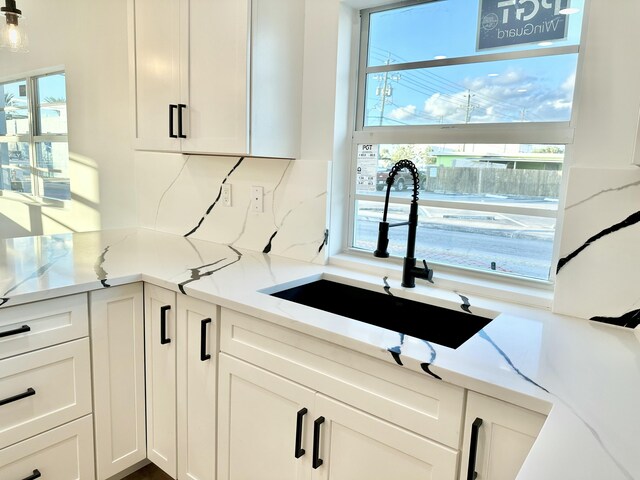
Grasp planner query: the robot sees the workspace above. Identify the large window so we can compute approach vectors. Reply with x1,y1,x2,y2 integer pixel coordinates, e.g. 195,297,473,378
350,0,585,282
0,71,70,201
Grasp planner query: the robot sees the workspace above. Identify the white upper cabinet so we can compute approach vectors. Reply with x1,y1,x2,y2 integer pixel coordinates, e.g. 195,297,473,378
129,0,303,159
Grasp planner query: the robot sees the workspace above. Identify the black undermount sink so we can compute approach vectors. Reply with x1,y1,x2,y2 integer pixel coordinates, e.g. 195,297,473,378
268,278,494,349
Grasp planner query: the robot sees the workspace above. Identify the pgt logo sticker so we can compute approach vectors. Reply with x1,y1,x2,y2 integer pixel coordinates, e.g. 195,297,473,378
477,0,570,50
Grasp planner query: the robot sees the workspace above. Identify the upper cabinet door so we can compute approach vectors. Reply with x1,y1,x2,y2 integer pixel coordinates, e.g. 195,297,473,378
129,0,182,152
181,0,250,156
129,0,302,159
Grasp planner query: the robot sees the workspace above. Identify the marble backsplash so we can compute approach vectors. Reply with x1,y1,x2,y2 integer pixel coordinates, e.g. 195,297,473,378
135,152,331,265
553,166,640,323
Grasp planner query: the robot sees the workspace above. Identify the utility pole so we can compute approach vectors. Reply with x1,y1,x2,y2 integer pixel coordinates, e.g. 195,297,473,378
460,89,477,124
374,55,400,126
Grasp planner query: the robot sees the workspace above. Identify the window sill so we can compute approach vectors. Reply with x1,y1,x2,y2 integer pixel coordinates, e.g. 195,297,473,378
329,250,554,310
0,190,70,209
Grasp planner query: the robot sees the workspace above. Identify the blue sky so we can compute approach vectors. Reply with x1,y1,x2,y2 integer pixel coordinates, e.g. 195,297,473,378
365,0,585,126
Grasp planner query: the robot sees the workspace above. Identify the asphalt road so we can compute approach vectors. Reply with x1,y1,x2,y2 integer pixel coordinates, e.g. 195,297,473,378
354,213,554,280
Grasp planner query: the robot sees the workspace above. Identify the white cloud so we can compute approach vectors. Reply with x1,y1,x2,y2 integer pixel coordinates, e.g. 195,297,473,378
389,104,417,120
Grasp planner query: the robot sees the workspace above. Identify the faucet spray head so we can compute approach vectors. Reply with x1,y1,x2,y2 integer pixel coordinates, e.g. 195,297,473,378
373,221,390,258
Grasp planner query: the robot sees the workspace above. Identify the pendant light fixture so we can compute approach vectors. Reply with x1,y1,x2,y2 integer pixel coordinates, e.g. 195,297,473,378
1,0,28,52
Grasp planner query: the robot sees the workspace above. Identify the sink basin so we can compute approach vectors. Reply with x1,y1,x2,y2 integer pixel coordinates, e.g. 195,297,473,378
267,278,494,349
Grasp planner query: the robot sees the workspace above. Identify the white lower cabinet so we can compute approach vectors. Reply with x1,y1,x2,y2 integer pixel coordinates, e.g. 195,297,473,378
145,284,178,477
0,413,95,479
83,283,547,480
459,391,547,480
90,283,147,479
144,284,219,480
177,295,218,480
217,353,458,480
217,353,315,480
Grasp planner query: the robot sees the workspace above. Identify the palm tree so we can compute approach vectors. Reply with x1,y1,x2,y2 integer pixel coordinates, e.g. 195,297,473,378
43,96,66,104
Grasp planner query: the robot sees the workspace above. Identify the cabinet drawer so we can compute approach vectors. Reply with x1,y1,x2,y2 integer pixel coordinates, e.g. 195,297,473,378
221,308,464,448
0,414,95,479
0,294,88,360
0,338,92,449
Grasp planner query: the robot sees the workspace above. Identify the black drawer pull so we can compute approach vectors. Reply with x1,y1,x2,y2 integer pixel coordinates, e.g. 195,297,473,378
200,318,212,361
160,305,171,344
312,416,325,469
294,407,307,458
0,325,30,338
467,417,483,480
21,469,41,480
177,104,187,138
0,387,36,407
169,104,177,138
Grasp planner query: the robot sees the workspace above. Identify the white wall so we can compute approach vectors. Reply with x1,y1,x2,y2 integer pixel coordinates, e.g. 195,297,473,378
0,0,136,238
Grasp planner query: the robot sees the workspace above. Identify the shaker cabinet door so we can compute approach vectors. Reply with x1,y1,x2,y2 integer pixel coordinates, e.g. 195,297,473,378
90,283,146,479
312,394,459,480
459,392,547,480
217,353,315,480
145,284,178,478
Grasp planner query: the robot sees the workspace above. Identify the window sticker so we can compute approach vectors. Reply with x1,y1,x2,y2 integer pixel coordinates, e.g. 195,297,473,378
478,0,570,50
356,144,378,192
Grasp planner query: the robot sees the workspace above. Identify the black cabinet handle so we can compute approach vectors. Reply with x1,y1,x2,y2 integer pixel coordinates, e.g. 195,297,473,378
0,325,30,338
312,416,325,469
0,387,36,407
177,104,187,138
467,417,483,480
21,469,41,480
200,318,211,361
294,407,307,458
169,104,177,138
160,305,171,344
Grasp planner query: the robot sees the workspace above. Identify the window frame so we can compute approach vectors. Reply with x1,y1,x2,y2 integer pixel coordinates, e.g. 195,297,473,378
0,69,69,203
346,0,586,284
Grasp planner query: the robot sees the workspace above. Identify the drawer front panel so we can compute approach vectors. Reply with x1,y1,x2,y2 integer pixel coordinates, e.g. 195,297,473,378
220,308,464,448
0,294,88,360
0,414,95,480
0,338,92,449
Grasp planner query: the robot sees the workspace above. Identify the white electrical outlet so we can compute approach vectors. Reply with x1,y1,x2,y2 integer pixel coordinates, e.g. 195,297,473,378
222,184,232,207
250,186,263,213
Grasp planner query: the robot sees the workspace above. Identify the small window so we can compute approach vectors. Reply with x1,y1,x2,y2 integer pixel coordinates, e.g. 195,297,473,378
349,0,586,282
0,71,70,201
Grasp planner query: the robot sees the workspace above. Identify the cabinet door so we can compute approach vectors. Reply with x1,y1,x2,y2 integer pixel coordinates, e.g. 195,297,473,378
90,284,146,480
312,394,459,480
180,0,249,155
177,295,219,480
0,415,95,480
217,353,314,480
145,284,177,478
0,339,92,449
459,392,547,480
129,0,182,152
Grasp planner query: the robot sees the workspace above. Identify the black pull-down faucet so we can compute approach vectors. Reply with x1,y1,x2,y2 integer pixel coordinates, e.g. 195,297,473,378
373,159,434,288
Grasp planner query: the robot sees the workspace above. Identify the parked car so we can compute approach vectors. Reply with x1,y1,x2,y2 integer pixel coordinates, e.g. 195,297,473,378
376,167,414,191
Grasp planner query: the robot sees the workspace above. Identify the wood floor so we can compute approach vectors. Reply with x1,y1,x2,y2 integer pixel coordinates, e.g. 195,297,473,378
121,464,173,480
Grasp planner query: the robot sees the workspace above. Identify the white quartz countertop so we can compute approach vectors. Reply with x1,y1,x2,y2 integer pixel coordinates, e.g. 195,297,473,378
0,228,638,480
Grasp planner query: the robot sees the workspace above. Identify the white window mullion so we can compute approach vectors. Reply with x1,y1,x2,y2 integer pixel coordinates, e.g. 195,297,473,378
26,74,39,197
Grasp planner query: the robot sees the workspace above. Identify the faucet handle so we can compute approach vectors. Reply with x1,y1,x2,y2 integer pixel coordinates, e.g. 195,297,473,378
422,260,434,284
